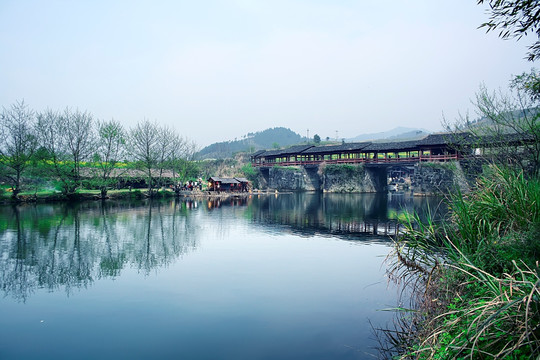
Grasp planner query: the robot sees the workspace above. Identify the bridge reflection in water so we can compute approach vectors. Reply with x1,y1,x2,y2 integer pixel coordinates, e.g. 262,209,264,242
245,192,446,240
327,219,402,237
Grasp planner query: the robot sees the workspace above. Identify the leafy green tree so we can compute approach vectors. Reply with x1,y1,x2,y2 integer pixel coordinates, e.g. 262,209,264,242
0,100,38,198
478,0,540,61
172,159,200,192
170,139,200,193
511,68,540,100
313,134,321,144
241,163,259,188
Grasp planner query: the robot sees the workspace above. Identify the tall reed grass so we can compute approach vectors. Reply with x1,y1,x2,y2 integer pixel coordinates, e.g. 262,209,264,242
385,166,540,359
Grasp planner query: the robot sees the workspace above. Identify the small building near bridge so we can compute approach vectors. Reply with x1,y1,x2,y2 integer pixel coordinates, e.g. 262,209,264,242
207,177,250,192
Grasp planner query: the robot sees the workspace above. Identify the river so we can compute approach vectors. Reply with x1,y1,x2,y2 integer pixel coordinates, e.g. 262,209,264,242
0,192,444,359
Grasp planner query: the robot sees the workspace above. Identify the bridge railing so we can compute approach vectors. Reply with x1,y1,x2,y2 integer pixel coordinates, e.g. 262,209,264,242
252,154,460,167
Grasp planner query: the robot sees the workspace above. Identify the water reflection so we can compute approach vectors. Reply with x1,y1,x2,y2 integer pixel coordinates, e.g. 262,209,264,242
0,200,200,301
247,192,446,239
0,193,445,302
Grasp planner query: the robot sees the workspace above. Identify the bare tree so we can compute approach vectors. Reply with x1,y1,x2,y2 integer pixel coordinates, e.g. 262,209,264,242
37,109,66,189
91,119,126,198
446,71,540,175
155,125,181,190
62,108,96,184
129,119,160,195
37,108,96,195
129,120,198,196
0,100,38,199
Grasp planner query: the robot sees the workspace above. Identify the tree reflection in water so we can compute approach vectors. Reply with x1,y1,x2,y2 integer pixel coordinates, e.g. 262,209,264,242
0,200,201,301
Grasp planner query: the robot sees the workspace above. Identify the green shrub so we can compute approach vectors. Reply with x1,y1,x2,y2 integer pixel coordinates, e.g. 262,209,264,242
324,164,364,176
130,189,142,199
241,163,259,188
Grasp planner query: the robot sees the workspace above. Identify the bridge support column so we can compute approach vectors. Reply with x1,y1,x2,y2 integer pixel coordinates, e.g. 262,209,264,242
258,166,319,191
365,167,387,193
321,164,387,193
258,167,270,189
411,161,469,195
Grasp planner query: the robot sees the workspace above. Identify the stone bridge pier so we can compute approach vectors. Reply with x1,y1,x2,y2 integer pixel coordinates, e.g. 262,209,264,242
256,161,470,194
257,164,389,193
321,165,388,192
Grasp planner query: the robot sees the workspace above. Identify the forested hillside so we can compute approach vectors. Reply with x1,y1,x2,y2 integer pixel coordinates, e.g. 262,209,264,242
196,127,303,159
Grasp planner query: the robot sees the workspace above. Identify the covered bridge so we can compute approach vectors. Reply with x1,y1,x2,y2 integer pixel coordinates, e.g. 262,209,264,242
250,132,480,167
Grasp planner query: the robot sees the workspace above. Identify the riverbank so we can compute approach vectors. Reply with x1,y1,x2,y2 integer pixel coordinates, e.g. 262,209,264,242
0,188,265,204
387,166,540,359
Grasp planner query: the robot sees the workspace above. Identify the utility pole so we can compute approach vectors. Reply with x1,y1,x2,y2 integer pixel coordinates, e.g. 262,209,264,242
307,129,310,143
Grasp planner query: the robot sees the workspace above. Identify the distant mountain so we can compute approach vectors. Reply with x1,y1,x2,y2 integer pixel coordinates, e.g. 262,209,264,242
196,127,303,159
347,127,430,142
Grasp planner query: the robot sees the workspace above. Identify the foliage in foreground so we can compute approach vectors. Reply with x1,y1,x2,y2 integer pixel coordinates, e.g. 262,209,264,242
387,166,540,359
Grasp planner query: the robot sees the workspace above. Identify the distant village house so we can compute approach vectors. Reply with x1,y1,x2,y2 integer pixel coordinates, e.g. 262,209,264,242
207,177,250,192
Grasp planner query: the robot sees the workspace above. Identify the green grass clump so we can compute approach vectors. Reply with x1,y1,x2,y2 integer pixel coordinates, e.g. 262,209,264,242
389,166,540,359
446,167,540,273
408,262,539,359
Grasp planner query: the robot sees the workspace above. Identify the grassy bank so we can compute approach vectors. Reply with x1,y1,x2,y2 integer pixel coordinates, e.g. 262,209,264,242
0,187,257,204
387,166,540,359
0,188,165,203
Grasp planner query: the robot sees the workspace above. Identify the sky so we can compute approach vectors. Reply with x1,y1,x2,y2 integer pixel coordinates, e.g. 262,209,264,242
0,0,535,147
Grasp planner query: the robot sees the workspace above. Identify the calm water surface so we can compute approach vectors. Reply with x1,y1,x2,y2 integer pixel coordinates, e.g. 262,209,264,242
0,192,444,360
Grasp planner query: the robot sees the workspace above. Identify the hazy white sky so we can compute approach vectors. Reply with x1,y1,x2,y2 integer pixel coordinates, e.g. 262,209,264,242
0,0,535,146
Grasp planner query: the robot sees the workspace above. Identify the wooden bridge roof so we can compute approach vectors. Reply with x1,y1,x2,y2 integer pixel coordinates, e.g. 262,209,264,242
251,139,424,159
257,145,314,157
301,142,371,154
251,150,266,157
416,132,475,146
475,132,536,146
363,140,420,152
